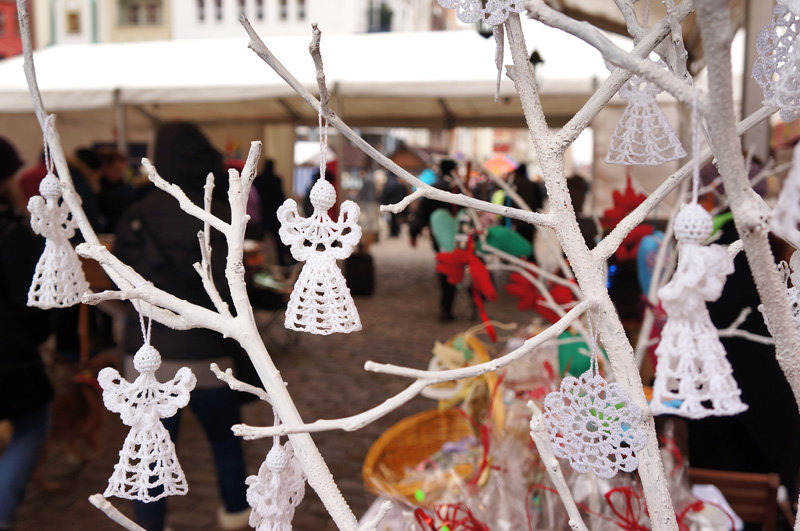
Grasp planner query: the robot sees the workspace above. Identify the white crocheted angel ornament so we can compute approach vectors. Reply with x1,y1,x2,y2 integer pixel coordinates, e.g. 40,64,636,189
605,74,686,166
650,203,747,419
98,328,196,502
543,333,646,479
27,173,89,309
753,1,800,122
246,440,306,531
277,178,362,334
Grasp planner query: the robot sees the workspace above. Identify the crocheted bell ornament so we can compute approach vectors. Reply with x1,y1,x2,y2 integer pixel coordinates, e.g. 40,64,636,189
27,173,90,309
543,367,646,478
437,0,523,25
277,178,362,335
605,75,687,166
98,342,196,502
246,442,306,531
753,1,800,122
650,203,747,419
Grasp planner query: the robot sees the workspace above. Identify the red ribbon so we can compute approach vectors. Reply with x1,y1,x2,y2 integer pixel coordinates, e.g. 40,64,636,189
415,503,490,530
605,487,649,530
505,271,576,325
436,237,498,341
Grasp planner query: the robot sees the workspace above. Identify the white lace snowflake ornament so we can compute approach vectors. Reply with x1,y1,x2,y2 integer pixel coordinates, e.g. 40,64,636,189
277,119,362,335
437,0,524,25
650,203,747,419
27,173,89,308
98,317,196,502
753,2,800,122
760,251,800,336
605,74,687,166
246,438,306,531
543,329,646,479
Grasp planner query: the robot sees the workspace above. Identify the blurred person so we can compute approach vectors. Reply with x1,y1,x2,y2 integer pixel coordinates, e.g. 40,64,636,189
97,148,141,233
409,159,460,321
17,152,46,202
508,163,544,245
114,122,250,531
0,136,53,531
252,159,293,266
379,173,408,237
566,174,597,247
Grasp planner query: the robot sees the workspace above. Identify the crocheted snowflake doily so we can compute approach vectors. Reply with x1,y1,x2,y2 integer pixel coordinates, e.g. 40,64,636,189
437,0,524,25
543,368,646,478
753,3,800,122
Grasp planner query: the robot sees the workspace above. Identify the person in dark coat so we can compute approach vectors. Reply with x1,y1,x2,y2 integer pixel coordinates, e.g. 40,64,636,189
252,159,292,266
0,136,53,531
114,122,250,531
509,164,544,246
96,148,141,233
379,173,409,237
409,159,460,321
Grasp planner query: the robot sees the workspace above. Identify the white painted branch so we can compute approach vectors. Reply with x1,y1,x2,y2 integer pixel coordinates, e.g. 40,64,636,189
728,240,744,258
358,500,392,531
309,23,331,117
210,362,271,403
381,189,424,214
593,105,778,262
527,403,589,531
142,158,230,236
88,494,145,531
367,299,592,381
526,0,696,105
716,308,774,345
240,140,261,196
235,300,591,440
695,0,800,416
239,17,553,229
482,242,582,296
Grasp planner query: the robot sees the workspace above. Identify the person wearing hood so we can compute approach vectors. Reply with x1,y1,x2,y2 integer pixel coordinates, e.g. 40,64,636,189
0,137,53,531
114,122,250,531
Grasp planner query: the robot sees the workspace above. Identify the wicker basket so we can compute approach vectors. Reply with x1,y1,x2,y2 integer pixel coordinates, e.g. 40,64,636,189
362,408,477,507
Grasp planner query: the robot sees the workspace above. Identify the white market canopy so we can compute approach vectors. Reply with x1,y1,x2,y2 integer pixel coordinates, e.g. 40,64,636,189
0,24,628,128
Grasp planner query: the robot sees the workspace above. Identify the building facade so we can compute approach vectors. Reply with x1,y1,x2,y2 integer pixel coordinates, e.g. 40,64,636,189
0,0,21,58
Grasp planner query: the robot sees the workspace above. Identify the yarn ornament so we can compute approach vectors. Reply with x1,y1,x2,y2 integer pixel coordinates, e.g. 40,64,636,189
772,141,800,248
650,203,746,418
27,173,89,309
753,1,800,122
246,409,306,531
97,317,196,501
542,322,646,478
605,74,686,166
650,93,747,419
277,117,362,335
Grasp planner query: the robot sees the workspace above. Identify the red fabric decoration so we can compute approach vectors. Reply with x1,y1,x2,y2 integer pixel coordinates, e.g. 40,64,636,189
505,271,576,324
601,177,652,261
436,238,498,341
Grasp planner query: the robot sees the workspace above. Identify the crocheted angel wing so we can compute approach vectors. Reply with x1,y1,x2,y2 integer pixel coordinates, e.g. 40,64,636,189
156,367,197,419
27,196,47,236
97,367,134,416
277,199,316,262
328,200,362,260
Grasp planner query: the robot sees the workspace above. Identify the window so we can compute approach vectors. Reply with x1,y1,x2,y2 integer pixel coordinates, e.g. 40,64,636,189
367,1,392,32
146,4,160,24
0,11,5,37
297,0,306,20
197,0,205,21
255,0,264,20
238,0,246,16
128,4,140,24
66,10,81,34
215,0,223,20
279,0,287,20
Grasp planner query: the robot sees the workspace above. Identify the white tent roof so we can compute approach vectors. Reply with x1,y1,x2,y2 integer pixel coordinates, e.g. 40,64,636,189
0,24,628,127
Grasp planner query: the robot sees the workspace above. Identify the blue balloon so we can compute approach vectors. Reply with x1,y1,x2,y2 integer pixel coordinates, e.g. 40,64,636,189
636,231,664,294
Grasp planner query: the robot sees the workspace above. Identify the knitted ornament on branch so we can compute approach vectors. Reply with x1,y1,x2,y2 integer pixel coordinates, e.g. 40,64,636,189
27,173,89,308
542,324,646,478
605,74,686,166
753,1,800,122
277,177,362,334
246,437,306,530
98,317,196,501
650,203,747,419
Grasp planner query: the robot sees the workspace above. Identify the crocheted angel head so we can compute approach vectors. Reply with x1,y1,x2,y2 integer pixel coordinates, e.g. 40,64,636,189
27,174,89,309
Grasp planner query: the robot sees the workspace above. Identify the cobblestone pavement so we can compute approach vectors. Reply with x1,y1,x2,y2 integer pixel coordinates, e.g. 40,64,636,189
14,230,523,530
